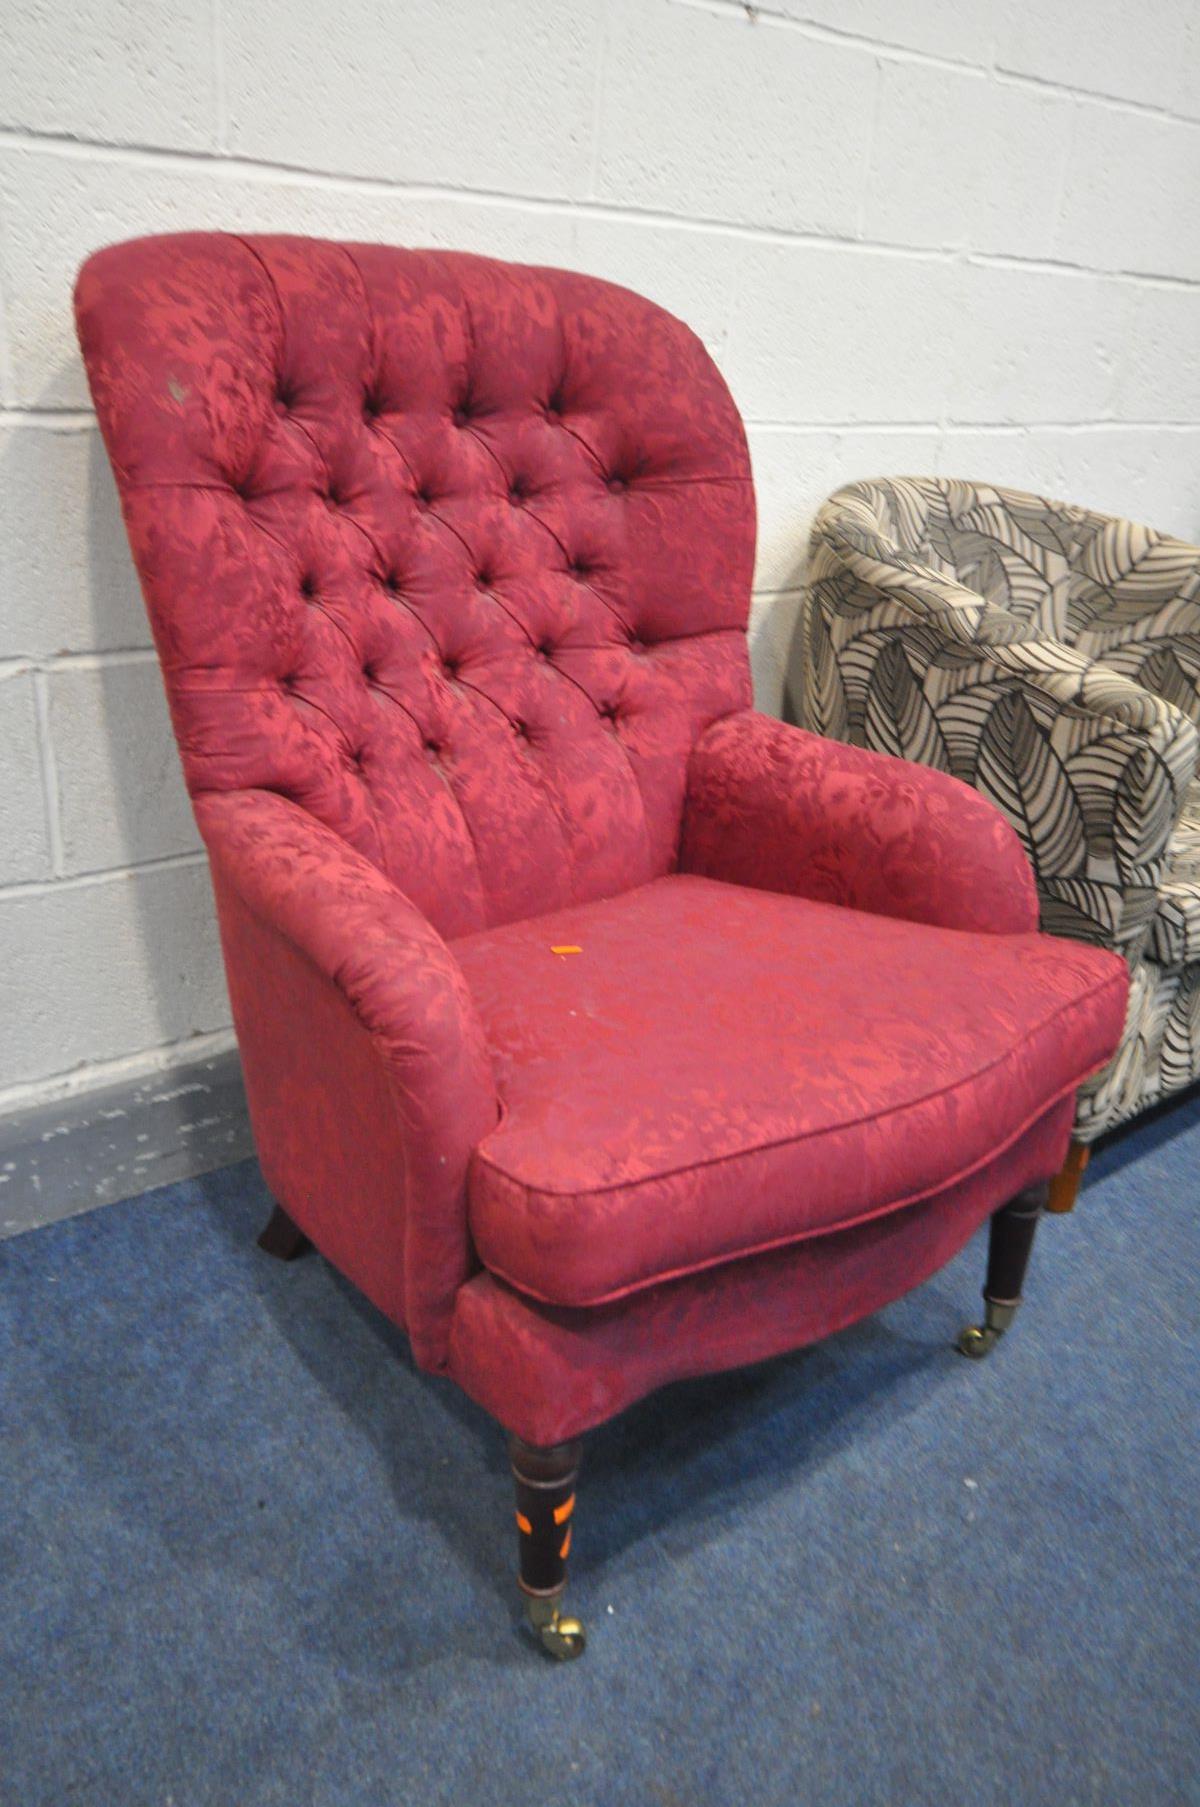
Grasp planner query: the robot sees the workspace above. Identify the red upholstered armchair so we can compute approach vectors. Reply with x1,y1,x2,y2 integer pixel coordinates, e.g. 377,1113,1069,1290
76,235,1128,1659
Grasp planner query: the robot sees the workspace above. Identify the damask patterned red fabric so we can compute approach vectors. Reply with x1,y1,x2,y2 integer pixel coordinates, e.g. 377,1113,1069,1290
75,234,753,939
450,1092,1075,1447
456,872,1124,1307
76,235,1128,1438
682,711,1039,935
198,786,498,1366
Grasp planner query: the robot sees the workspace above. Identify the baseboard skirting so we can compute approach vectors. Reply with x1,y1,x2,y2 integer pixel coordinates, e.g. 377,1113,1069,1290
0,1047,254,1240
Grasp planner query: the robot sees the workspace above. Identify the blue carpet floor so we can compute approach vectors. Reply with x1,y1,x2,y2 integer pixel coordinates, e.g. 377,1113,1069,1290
2,1094,1198,1807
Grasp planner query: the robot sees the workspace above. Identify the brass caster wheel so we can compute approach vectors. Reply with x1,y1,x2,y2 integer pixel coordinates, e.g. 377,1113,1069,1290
524,1592,587,1661
539,1612,587,1661
956,1297,1018,1360
957,1322,1000,1359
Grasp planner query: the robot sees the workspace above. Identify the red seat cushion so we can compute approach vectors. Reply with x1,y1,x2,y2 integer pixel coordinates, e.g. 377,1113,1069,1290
454,875,1127,1308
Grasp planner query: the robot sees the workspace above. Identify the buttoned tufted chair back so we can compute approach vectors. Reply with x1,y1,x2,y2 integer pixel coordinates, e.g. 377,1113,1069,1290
75,235,755,939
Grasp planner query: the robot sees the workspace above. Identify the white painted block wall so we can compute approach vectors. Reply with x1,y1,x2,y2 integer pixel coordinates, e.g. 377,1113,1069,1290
2,0,1199,1108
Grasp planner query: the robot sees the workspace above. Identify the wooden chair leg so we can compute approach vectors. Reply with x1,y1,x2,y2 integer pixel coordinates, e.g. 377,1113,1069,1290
257,1204,311,1261
1046,1139,1090,1214
957,1180,1048,1358
509,1434,586,1659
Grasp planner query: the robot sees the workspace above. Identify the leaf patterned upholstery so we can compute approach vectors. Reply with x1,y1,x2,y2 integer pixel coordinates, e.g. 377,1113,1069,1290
801,476,1200,1140
1152,781,1200,966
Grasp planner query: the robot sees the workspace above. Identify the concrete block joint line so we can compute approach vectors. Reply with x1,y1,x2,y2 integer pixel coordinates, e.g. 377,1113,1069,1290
1,0,1199,1192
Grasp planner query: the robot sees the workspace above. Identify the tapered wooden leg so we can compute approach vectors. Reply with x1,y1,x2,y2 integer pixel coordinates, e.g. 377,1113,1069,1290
1046,1140,1090,1214
957,1181,1047,1358
257,1203,311,1261
509,1434,586,1659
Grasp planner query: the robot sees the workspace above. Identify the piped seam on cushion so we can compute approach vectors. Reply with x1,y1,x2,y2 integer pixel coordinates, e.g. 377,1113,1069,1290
473,963,1127,1202
476,1069,1086,1309
470,971,1126,1309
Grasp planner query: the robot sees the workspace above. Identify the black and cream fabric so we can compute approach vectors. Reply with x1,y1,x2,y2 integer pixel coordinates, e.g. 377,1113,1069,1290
800,476,1200,1141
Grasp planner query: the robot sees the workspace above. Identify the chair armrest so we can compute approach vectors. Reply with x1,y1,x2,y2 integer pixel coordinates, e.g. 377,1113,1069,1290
196,788,499,1369
804,528,1200,960
681,711,1039,935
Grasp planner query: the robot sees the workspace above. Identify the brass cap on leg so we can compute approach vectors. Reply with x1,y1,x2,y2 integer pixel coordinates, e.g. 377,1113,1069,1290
957,1296,1019,1359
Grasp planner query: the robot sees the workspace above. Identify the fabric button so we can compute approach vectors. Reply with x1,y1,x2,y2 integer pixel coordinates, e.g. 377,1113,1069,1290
608,477,626,494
